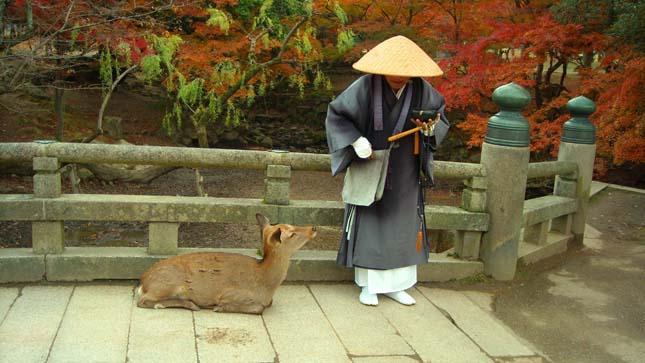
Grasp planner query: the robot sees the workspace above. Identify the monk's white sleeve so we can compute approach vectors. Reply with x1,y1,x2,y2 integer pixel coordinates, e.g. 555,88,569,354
351,136,372,159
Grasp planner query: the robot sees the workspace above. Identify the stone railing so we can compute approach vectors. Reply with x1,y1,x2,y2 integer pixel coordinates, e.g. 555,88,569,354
0,83,597,283
0,141,488,283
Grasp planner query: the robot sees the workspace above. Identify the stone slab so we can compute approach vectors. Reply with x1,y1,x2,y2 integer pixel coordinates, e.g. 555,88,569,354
418,252,484,282
0,286,73,363
0,194,44,220
287,250,354,281
309,284,413,356
461,290,495,313
522,196,577,226
518,232,571,265
46,247,167,281
128,298,197,363
419,287,535,357
584,223,603,239
353,356,419,363
606,183,645,194
194,310,274,363
39,247,484,283
48,285,133,363
0,287,19,323
0,248,45,283
263,285,349,363
589,181,608,197
425,205,490,231
380,288,493,363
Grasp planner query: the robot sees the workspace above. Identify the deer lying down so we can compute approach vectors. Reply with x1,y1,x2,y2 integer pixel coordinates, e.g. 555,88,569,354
136,213,316,314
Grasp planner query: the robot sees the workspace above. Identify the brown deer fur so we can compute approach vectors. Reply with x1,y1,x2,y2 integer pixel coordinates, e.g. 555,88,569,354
136,213,316,314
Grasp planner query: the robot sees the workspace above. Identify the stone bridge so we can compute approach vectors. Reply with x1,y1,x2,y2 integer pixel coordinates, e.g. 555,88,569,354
0,83,598,283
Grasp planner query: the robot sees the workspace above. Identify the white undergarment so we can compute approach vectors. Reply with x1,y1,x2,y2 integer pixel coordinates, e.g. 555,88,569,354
355,265,417,294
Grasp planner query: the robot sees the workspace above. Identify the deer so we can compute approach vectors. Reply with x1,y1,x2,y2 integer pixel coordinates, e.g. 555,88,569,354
136,213,317,314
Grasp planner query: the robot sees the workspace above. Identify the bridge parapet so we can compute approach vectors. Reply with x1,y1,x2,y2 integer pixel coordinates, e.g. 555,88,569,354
0,85,597,283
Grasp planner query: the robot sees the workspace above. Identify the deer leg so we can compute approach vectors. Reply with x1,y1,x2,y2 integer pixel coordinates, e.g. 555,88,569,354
214,303,265,314
151,299,201,311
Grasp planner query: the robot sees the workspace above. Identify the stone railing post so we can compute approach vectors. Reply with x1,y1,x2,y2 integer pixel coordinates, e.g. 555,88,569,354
148,223,179,255
555,96,596,246
455,176,487,259
32,156,65,254
264,164,291,205
479,83,531,280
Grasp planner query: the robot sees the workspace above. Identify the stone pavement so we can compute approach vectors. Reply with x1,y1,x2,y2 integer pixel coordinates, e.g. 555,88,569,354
0,282,545,363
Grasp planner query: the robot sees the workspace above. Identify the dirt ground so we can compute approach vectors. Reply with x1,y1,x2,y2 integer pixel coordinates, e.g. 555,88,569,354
491,188,645,363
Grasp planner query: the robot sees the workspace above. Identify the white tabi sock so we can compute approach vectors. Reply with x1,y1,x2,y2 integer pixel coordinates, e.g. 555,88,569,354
385,290,416,305
359,287,378,306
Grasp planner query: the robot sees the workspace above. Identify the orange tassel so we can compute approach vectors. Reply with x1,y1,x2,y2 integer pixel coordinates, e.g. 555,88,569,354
413,132,420,155
416,230,423,252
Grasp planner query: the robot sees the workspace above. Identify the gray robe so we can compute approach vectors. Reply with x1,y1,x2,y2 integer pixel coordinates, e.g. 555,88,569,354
326,74,449,270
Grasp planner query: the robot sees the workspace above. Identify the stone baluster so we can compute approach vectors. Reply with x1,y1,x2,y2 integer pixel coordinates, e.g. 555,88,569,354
32,156,65,254
455,176,487,259
148,223,179,255
264,164,291,205
554,96,596,245
479,83,532,280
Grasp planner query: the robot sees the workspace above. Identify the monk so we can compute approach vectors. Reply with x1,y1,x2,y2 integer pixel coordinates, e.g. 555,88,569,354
325,35,450,306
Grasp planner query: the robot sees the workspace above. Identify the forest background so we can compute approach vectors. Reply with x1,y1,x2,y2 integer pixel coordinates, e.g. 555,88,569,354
0,0,643,186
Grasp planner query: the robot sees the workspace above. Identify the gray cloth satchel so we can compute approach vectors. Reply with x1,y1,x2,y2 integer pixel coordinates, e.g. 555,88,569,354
342,147,391,206
341,76,412,206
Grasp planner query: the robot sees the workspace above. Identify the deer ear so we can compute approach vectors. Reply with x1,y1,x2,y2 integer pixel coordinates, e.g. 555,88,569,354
269,227,282,244
256,213,270,229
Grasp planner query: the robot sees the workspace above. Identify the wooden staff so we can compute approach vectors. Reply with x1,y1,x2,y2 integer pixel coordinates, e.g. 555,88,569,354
388,126,423,155
387,126,422,142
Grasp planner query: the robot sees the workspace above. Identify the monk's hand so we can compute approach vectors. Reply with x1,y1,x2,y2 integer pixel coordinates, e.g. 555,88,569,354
351,136,373,159
412,113,440,136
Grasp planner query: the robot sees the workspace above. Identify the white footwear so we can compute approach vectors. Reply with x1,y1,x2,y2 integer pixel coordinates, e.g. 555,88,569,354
385,290,416,305
359,287,379,306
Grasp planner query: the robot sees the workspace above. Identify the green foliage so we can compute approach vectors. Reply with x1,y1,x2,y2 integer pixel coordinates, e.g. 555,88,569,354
313,70,332,91
206,91,222,119
99,46,113,90
141,55,162,84
225,100,242,126
610,1,645,50
334,2,348,26
288,73,306,98
178,78,205,109
246,85,256,107
206,8,232,35
337,28,356,54
162,102,184,135
70,23,80,46
116,42,132,68
150,34,183,74
551,0,645,50
212,61,239,86
232,0,264,21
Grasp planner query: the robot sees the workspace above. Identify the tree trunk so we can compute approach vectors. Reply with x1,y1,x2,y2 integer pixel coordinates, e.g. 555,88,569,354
84,64,137,143
26,0,32,31
582,51,594,68
557,62,568,97
193,115,209,149
534,63,544,109
1,1,6,46
97,64,137,135
54,86,64,141
83,163,176,183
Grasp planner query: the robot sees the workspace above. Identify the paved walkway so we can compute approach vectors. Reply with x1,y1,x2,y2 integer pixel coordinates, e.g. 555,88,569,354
0,282,544,363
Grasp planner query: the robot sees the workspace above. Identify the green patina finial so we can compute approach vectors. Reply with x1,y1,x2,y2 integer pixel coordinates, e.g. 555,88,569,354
485,82,532,147
562,96,596,144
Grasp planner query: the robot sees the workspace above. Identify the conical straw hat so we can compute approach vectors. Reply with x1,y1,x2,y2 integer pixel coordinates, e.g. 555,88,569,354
352,35,443,77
